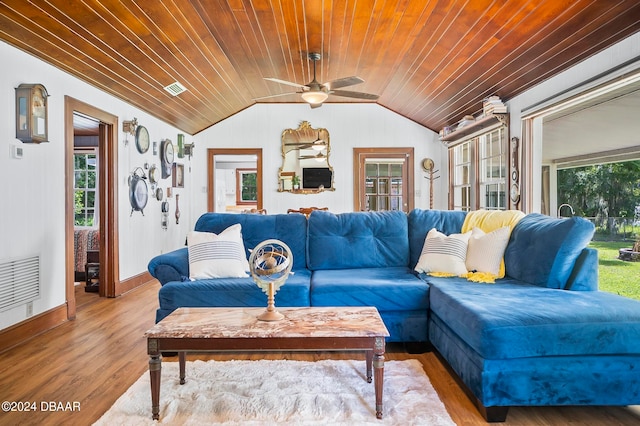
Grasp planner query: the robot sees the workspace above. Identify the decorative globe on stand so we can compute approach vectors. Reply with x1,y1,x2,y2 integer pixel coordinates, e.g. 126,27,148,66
249,239,293,321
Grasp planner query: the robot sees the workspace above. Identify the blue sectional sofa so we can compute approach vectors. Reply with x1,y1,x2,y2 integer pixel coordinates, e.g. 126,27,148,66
148,209,640,421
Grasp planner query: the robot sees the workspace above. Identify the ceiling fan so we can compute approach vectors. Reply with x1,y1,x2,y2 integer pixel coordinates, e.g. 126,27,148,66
256,53,379,108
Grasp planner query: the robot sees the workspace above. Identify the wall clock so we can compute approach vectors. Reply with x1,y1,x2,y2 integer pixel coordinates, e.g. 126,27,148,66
148,164,159,187
15,83,49,143
510,183,520,204
129,168,149,215
160,139,174,179
135,125,150,154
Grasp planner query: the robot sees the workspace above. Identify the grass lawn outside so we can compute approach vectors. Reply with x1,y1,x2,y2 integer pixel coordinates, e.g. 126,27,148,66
589,241,640,301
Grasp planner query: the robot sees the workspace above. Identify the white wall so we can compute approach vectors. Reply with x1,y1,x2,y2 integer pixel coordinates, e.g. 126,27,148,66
0,41,190,330
191,103,446,221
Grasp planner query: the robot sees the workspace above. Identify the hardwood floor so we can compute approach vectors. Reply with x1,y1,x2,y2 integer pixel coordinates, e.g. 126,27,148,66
0,281,639,425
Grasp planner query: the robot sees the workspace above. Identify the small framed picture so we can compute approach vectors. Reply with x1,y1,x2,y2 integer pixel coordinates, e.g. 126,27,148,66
172,163,184,188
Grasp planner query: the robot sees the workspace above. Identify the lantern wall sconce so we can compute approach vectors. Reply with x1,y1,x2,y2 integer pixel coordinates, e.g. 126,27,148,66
15,83,49,144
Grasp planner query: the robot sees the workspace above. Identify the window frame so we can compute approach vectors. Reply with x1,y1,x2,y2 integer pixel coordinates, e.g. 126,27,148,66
73,148,99,227
353,147,414,212
448,125,508,211
235,168,258,205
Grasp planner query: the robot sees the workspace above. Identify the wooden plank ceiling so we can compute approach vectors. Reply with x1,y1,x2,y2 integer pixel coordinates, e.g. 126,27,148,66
1,0,640,135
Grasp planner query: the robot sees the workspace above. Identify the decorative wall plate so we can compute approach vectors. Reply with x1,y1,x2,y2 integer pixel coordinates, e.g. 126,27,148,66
421,157,435,172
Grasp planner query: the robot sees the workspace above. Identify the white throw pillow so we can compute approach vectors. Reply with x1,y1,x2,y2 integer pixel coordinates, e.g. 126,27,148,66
187,224,249,279
466,226,511,277
414,228,471,275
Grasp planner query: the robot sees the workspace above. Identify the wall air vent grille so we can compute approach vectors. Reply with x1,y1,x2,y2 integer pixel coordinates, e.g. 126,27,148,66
163,81,188,96
0,255,40,312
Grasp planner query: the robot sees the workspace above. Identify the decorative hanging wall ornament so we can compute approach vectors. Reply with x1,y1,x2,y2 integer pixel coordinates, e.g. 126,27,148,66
128,167,149,216
161,200,169,229
175,194,180,224
122,117,138,146
249,239,293,321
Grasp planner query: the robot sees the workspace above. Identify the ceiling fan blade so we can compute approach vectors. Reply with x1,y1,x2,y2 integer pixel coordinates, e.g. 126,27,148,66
264,77,308,89
324,76,364,90
253,91,299,101
330,89,379,101
310,103,323,109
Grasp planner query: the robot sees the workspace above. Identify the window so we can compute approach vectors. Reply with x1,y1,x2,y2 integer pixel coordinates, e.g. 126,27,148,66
236,168,257,205
453,141,473,211
450,127,507,211
479,128,507,210
353,148,414,212
74,150,98,226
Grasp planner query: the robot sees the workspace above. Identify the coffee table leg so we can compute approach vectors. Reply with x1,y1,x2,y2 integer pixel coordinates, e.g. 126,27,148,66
179,351,186,384
373,337,385,419
366,350,373,383
149,354,161,420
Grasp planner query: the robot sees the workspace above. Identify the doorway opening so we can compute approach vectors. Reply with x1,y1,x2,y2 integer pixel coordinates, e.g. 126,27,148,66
65,97,119,319
207,148,263,213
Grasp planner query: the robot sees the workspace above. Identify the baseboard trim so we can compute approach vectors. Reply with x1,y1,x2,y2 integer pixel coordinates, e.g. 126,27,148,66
0,304,68,354
116,271,155,296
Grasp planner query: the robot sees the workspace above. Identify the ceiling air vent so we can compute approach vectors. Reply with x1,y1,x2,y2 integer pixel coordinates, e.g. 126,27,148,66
163,81,187,96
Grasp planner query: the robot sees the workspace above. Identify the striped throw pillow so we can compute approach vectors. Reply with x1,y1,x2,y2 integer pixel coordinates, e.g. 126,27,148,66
414,228,471,276
187,224,249,279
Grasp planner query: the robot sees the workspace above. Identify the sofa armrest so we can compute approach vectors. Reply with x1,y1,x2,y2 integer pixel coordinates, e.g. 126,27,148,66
564,247,598,291
148,247,189,285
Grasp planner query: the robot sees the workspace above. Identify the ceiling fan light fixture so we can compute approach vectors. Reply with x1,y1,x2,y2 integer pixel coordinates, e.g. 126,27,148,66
301,90,328,104
312,142,325,151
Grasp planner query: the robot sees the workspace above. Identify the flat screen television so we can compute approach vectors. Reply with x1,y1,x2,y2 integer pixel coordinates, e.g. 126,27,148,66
302,167,332,189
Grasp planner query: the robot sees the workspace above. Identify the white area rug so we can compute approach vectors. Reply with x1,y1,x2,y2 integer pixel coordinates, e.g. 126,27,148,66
94,359,455,425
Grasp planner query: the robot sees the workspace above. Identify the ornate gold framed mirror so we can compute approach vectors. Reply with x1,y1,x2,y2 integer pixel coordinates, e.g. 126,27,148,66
278,121,334,193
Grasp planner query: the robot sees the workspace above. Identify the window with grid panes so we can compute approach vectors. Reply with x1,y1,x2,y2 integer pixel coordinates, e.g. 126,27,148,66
479,128,507,210
74,150,98,226
450,127,507,211
365,160,404,211
453,141,472,211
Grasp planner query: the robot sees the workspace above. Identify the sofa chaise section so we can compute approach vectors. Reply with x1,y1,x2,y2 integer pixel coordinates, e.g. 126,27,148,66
425,213,640,421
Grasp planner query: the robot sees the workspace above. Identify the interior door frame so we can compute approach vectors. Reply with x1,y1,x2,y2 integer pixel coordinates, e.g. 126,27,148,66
65,97,119,318
207,148,263,212
353,147,415,212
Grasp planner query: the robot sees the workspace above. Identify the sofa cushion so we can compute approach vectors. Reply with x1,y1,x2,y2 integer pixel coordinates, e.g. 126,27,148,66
428,279,640,359
307,210,409,270
504,213,595,288
187,226,249,279
414,228,471,275
194,213,308,271
407,209,467,269
310,266,429,311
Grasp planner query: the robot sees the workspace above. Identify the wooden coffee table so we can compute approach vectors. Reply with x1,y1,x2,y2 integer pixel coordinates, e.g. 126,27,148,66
144,306,390,420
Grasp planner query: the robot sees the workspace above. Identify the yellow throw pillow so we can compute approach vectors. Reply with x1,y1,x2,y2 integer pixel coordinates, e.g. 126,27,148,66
414,228,471,276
